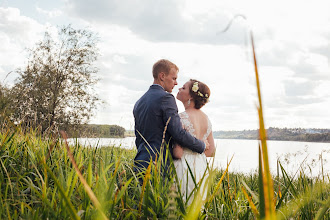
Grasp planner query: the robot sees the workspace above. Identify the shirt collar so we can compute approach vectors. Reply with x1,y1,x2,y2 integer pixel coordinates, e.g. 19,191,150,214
152,84,164,90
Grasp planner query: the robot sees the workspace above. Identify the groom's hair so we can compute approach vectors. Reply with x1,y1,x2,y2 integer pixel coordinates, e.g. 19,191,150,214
152,59,179,79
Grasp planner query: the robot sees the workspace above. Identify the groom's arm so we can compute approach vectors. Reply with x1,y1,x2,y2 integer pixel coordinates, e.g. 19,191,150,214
161,94,205,154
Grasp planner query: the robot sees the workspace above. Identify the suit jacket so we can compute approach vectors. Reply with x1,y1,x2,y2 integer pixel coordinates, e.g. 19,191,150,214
133,84,205,171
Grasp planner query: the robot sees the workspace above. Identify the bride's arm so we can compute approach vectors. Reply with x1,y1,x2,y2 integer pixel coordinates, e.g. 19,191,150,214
204,132,216,157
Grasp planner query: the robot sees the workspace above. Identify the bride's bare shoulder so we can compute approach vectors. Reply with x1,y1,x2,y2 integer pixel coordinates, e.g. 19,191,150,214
185,109,208,123
197,109,208,120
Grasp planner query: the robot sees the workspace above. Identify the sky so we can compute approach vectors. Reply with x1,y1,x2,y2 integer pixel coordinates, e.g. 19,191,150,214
0,0,329,131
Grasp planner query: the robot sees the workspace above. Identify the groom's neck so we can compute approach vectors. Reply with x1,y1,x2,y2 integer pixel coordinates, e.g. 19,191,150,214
153,79,163,88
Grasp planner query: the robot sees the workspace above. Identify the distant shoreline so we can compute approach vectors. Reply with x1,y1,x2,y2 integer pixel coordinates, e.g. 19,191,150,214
213,127,330,143
71,126,330,143
75,134,330,143
213,137,330,143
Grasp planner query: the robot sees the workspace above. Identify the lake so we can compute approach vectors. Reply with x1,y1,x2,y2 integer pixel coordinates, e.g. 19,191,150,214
68,137,329,176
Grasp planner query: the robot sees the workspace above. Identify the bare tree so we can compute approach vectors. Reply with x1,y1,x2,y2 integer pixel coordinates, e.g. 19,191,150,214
0,83,12,127
11,25,100,132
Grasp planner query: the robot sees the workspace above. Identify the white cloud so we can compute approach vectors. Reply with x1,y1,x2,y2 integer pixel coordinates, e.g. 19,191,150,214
113,55,128,64
36,6,62,18
66,0,247,45
1,0,330,130
0,7,44,46
0,7,46,84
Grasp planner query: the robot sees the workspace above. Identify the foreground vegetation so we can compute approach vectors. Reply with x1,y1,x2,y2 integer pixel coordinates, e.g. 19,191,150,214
0,128,328,219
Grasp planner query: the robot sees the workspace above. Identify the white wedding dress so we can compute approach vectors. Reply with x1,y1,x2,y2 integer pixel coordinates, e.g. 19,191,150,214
174,111,212,205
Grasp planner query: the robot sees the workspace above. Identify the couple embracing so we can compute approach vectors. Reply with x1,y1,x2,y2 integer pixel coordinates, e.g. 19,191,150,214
133,59,215,204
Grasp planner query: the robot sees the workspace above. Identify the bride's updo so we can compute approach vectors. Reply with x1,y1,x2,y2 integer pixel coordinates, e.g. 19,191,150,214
189,79,210,109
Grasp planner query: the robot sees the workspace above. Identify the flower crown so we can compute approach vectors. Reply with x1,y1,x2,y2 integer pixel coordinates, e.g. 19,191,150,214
191,81,209,102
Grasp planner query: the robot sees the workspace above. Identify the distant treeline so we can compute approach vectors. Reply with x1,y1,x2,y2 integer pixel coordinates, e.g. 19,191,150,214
66,124,126,138
213,127,330,143
64,125,330,142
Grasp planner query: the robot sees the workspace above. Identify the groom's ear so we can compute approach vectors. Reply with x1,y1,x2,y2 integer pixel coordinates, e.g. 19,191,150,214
159,72,165,81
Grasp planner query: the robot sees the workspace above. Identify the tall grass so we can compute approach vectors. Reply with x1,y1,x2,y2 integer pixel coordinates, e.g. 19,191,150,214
0,126,328,219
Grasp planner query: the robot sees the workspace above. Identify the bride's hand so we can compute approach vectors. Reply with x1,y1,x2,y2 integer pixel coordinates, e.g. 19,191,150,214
173,145,184,159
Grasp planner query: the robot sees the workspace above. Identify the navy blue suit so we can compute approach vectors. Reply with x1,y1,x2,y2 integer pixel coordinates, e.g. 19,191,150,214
133,84,205,171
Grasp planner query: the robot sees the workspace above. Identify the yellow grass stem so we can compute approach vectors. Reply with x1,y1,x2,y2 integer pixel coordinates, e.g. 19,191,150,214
5,203,12,220
136,129,156,156
138,160,152,214
242,186,259,218
251,31,276,219
161,117,171,148
206,154,234,208
0,129,10,148
226,159,232,203
0,159,14,200
60,131,108,220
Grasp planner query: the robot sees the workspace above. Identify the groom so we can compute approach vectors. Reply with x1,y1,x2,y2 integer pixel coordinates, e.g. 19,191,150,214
133,59,207,173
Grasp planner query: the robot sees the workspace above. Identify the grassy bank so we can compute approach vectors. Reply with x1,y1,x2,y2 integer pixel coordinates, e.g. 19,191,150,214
0,129,328,219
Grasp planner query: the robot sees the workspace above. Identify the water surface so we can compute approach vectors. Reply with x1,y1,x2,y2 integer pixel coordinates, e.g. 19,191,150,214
69,137,329,176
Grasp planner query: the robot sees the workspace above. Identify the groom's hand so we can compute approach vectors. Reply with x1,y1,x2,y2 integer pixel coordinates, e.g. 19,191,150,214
203,140,210,152
173,144,184,159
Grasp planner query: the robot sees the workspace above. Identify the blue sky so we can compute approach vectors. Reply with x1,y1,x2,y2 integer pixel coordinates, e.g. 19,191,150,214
1,0,329,130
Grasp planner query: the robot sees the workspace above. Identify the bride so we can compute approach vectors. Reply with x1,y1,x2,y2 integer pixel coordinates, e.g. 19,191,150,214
173,79,216,205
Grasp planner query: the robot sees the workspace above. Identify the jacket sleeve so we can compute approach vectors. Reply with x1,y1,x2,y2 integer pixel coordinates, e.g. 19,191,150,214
161,93,205,154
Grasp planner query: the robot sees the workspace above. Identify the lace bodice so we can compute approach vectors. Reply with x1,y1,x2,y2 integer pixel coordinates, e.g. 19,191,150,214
179,111,212,141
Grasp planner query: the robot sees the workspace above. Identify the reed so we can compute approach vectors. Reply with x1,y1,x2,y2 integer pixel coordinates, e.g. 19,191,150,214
0,127,328,219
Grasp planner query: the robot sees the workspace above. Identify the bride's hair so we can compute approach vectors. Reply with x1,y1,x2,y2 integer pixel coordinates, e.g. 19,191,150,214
189,79,210,109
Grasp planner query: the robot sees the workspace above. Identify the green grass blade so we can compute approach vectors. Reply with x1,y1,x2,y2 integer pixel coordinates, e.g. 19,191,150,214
205,154,234,209
60,131,108,220
276,161,297,209
43,161,80,220
315,196,330,220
